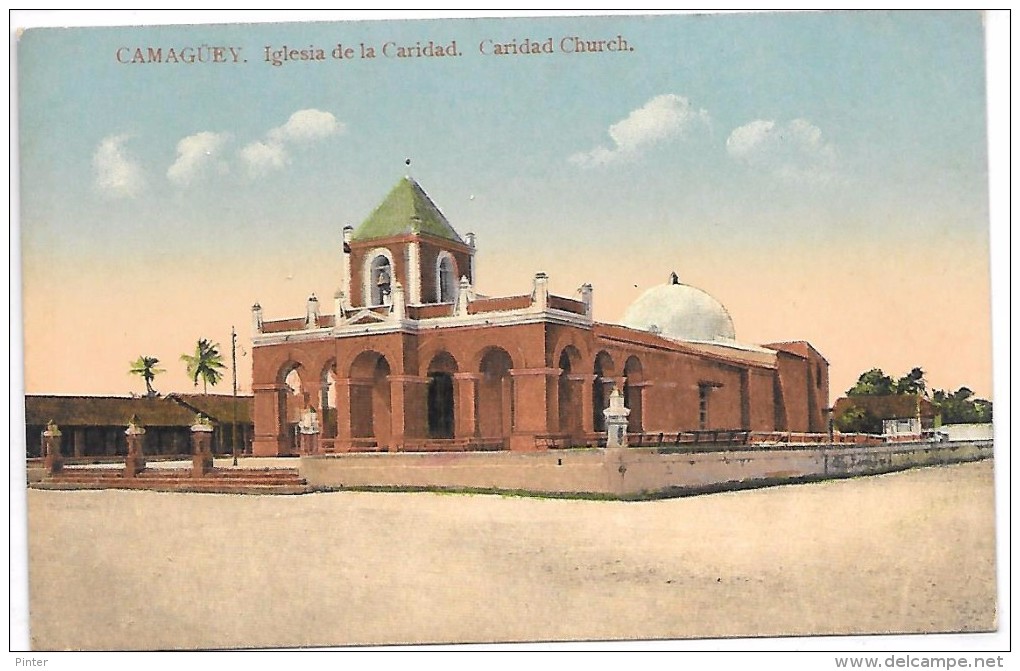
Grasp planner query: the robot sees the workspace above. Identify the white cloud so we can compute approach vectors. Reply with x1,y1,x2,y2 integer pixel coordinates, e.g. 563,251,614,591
725,119,778,159
92,134,144,198
726,118,837,183
242,108,344,177
166,131,230,186
570,94,710,167
267,109,344,143
240,140,288,177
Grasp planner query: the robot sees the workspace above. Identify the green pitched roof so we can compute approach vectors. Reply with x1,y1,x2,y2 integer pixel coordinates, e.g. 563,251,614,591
353,177,464,243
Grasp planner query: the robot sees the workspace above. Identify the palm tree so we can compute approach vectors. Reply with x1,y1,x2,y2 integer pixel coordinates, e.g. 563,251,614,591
180,338,226,394
128,355,165,397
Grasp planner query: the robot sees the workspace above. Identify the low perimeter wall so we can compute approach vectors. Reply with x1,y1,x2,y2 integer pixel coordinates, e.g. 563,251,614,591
299,440,993,498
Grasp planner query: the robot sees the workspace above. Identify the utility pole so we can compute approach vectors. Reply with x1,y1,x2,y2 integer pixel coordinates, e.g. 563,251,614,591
232,325,238,467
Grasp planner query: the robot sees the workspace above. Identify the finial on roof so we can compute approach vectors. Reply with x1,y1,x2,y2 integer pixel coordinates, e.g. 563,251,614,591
405,157,411,179
670,271,680,285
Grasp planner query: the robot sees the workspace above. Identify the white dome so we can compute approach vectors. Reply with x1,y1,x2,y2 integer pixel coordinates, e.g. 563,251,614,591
621,275,736,342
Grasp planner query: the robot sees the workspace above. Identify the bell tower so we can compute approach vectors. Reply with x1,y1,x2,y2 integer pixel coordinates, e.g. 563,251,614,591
343,176,476,309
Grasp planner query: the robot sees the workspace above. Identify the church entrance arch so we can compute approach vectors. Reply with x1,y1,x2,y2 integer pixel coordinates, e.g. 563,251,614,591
426,352,457,439
349,350,391,449
478,347,514,442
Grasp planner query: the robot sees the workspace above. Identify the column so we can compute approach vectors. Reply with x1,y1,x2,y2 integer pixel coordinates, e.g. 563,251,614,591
509,367,560,451
502,377,514,436
251,303,263,335
570,373,596,436
532,272,549,311
579,283,593,318
453,372,480,439
73,428,85,458
465,232,477,284
333,378,355,451
408,241,422,304
305,294,320,329
388,375,428,451
252,383,288,456
625,381,651,433
341,226,354,300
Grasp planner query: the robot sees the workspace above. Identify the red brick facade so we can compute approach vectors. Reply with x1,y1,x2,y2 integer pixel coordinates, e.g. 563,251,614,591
250,178,829,455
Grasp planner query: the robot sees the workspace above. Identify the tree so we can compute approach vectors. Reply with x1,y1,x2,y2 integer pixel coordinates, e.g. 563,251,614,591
933,386,993,424
128,355,165,397
893,367,927,397
181,339,226,394
846,368,894,397
842,365,992,428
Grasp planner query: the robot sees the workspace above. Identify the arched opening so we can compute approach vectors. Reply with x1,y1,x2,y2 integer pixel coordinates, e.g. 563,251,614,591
426,352,458,439
557,346,582,436
320,361,338,439
593,351,615,432
279,364,307,453
624,355,644,433
369,255,392,306
350,351,391,448
478,347,514,442
436,253,457,303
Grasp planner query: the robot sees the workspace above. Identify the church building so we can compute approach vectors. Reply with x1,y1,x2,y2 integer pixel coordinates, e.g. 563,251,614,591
250,176,829,455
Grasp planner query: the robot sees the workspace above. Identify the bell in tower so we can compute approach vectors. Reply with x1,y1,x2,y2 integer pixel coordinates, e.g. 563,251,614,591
344,175,476,308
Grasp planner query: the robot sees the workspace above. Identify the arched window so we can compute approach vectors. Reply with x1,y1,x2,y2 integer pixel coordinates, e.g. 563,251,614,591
368,254,392,306
436,252,457,303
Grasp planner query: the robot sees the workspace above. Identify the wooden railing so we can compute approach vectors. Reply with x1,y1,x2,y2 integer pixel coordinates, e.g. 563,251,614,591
322,431,897,455
534,434,575,449
316,437,507,453
749,432,882,446
531,429,898,451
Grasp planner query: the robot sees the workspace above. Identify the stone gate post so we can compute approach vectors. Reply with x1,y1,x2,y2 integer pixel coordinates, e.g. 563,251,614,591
124,415,147,478
603,387,631,448
191,414,214,477
42,420,63,475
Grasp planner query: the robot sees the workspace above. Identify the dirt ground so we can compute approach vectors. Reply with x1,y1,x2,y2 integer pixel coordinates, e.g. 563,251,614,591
24,460,998,650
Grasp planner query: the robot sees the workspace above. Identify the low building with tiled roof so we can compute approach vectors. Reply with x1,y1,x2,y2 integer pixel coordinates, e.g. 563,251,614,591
25,394,253,458
833,394,937,435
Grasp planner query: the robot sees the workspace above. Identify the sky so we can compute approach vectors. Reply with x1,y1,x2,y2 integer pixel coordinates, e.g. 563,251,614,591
13,10,1002,402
